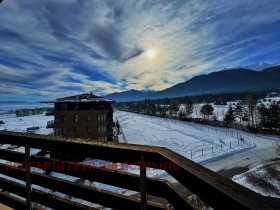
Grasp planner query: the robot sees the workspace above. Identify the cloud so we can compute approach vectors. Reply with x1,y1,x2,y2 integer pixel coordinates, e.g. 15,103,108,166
0,0,280,100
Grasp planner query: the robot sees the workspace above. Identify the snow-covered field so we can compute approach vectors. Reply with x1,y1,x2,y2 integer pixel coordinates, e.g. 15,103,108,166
115,110,255,164
0,113,53,135
115,110,280,198
233,162,280,198
1,106,279,205
180,96,280,121
195,103,230,121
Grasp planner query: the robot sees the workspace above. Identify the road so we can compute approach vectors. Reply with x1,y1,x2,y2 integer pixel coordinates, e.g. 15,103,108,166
204,132,280,177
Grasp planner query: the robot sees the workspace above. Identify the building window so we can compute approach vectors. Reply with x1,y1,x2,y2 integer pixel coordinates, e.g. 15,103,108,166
75,103,79,110
74,114,78,123
60,103,67,110
87,126,91,134
55,115,65,123
97,114,107,121
98,125,107,133
61,127,65,135
56,127,65,136
98,136,107,141
86,114,91,122
74,127,77,135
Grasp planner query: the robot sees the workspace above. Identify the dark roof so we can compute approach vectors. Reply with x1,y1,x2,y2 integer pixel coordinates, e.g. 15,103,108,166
41,93,115,103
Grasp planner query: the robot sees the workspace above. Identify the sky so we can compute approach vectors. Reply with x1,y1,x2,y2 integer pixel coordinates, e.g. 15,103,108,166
1,0,280,101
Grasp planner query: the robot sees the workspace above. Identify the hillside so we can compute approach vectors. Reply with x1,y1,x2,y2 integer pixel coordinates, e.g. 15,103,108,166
105,66,280,102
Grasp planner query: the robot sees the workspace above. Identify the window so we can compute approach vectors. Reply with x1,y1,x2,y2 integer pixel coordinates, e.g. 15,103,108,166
74,127,77,135
98,136,107,141
86,114,91,122
55,127,65,136
97,114,107,121
87,126,91,134
74,114,78,123
75,103,79,110
98,125,107,133
55,115,65,123
60,103,67,110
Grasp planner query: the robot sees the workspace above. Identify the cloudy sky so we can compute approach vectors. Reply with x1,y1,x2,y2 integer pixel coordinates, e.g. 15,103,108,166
1,0,280,101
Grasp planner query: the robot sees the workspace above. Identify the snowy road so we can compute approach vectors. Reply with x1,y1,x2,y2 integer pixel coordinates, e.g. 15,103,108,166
204,132,280,173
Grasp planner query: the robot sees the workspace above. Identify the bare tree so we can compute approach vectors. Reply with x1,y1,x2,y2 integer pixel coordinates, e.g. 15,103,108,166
234,101,244,122
244,94,257,126
193,103,200,118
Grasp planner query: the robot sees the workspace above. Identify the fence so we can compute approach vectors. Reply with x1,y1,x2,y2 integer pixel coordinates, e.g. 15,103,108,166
0,131,278,210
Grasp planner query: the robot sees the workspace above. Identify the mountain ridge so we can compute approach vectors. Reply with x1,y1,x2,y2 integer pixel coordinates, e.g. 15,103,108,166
105,65,280,102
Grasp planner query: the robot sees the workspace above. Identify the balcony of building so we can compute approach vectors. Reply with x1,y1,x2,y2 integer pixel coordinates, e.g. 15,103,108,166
0,131,279,210
46,120,54,128
45,110,54,116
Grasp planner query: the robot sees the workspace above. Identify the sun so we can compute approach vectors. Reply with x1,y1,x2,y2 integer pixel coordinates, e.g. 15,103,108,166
147,48,156,58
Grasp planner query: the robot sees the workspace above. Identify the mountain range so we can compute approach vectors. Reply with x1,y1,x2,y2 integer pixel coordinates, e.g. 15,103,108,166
105,62,280,102
232,61,280,71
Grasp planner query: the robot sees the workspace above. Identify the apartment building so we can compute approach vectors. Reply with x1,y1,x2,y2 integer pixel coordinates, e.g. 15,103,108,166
43,93,115,141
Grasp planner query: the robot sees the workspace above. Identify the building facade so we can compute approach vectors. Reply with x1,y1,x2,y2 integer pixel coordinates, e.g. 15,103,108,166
44,93,115,141
16,108,43,117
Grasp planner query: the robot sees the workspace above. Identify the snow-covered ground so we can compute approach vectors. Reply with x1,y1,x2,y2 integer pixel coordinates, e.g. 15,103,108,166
0,113,53,135
180,101,241,121
115,110,255,164
115,110,280,199
233,161,280,198
180,96,280,122
1,106,279,206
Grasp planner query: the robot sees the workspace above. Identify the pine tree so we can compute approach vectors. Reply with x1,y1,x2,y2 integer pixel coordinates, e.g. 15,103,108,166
257,103,268,128
223,106,236,125
185,100,194,117
157,105,162,116
200,104,214,120
267,101,280,129
170,99,180,117
150,104,157,116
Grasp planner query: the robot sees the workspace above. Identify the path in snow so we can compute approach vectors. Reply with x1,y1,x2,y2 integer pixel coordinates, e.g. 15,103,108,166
114,111,255,164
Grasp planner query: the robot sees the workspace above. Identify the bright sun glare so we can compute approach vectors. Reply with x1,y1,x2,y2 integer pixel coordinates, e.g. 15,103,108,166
147,48,156,58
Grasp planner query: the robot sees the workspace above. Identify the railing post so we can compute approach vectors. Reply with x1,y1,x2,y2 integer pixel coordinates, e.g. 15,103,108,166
25,140,32,210
140,155,147,210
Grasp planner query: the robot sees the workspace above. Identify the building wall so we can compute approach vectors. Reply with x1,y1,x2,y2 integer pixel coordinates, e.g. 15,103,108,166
53,109,113,141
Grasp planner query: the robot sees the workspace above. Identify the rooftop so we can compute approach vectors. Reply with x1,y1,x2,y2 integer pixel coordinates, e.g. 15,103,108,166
41,93,115,103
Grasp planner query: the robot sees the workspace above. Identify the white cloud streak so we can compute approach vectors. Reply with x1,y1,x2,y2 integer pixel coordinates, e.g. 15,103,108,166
0,0,280,100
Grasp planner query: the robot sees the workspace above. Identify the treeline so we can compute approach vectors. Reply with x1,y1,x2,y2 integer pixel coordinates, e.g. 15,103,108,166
258,101,280,132
115,92,280,135
116,92,267,106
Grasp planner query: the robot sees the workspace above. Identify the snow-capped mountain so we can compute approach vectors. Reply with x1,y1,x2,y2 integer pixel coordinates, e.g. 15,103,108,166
239,61,280,71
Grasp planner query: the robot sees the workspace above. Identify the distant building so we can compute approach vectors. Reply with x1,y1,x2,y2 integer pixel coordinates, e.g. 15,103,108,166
16,108,43,117
42,93,115,141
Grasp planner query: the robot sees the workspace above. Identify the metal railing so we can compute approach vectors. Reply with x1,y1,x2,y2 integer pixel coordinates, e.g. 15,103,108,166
46,120,54,128
0,131,279,210
45,110,54,116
